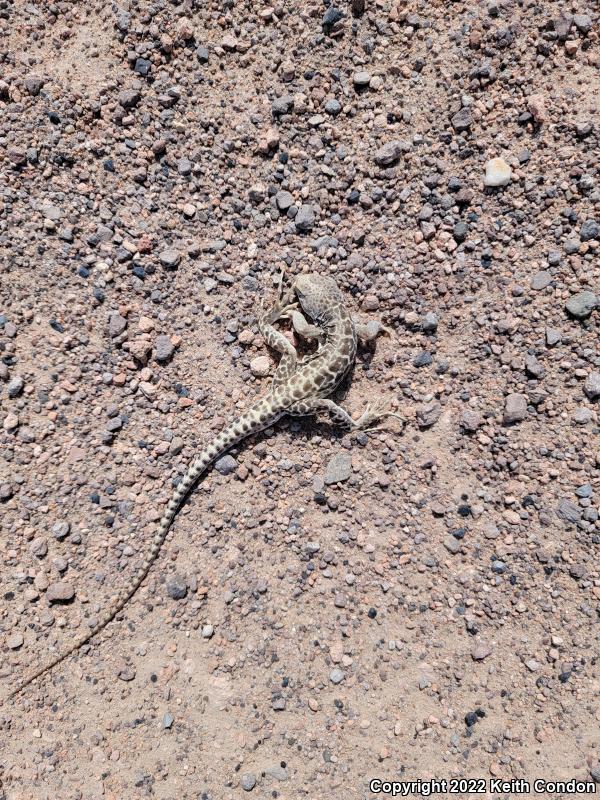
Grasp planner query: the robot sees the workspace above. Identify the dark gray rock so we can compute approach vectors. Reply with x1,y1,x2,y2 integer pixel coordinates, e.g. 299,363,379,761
531,271,552,291
374,140,409,167
272,95,294,116
154,335,175,362
7,375,24,398
565,291,597,319
580,219,599,241
557,499,581,524
584,371,600,401
451,107,472,132
166,575,187,600
215,454,237,475
324,453,351,485
294,204,316,233
159,248,181,269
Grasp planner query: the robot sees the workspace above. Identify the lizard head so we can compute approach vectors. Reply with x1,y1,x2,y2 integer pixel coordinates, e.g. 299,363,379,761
293,274,343,327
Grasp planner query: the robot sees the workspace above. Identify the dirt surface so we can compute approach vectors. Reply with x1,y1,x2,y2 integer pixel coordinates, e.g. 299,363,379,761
1,0,600,798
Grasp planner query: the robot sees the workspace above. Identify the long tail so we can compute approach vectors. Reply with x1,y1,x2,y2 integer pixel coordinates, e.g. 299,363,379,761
8,397,284,699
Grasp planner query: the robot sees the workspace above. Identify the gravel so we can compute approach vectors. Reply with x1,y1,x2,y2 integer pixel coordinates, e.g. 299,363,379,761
2,0,599,795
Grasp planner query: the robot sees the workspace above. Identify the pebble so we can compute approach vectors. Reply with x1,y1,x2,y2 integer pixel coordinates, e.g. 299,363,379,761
374,140,408,167
584,372,600,401
7,632,24,649
202,624,214,639
159,248,181,269
503,393,527,425
530,271,552,291
353,71,371,88
46,582,76,603
417,400,441,428
329,668,345,684
294,204,316,233
7,376,24,398
156,711,174,732
154,335,175,362
166,575,187,600
250,356,271,377
484,157,512,187
565,291,597,319
52,521,71,540
215,455,237,475
451,107,472,132
580,219,599,241
471,643,493,661
324,453,352,484
241,773,257,792
460,410,482,432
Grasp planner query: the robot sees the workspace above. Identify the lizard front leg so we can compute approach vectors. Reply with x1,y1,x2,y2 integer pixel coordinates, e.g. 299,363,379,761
258,296,300,388
352,317,393,343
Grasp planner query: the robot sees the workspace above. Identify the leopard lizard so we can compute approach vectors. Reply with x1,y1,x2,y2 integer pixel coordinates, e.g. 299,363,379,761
8,272,401,699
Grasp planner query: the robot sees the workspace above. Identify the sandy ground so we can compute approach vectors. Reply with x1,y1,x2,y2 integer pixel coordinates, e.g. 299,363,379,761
1,0,599,798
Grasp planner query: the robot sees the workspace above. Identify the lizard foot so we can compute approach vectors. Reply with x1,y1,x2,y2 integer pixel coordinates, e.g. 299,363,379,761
355,401,405,432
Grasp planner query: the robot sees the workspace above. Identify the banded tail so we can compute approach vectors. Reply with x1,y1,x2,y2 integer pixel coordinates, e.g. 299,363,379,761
8,397,285,699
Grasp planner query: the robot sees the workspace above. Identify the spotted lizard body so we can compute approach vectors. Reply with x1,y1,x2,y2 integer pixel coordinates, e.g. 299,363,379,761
8,273,401,699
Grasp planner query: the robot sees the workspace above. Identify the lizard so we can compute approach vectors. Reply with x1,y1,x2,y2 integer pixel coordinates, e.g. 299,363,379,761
7,272,402,700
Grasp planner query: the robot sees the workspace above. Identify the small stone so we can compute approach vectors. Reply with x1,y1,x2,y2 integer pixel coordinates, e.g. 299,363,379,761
451,107,472,132
159,248,181,269
133,58,152,77
162,712,174,729
531,271,552,291
525,658,541,672
580,219,599,241
166,575,187,600
8,376,24,398
215,455,237,475
154,335,175,362
374,140,409,167
421,312,438,332
583,372,600,401
545,328,561,346
241,773,257,792
108,313,127,338
0,483,13,501
416,400,441,428
52,521,70,540
324,99,342,116
527,94,547,124
565,291,597,319
196,45,209,64
329,668,345,684
118,89,141,108
444,537,461,555
250,356,271,377
30,537,48,558
46,581,75,602
590,765,600,784
353,70,371,88
525,354,545,380
118,665,136,681
24,74,44,95
472,643,493,661
202,624,214,639
322,7,344,29
460,410,482,432
7,633,24,649
272,697,286,711
272,95,294,117
503,393,527,425
557,499,581,524
294,204,316,232
413,351,433,368
484,157,512,187
324,453,351,485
